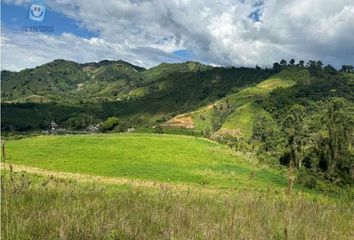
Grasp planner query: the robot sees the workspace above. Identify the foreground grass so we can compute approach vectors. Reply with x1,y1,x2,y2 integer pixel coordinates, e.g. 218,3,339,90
1,171,353,240
5,134,287,190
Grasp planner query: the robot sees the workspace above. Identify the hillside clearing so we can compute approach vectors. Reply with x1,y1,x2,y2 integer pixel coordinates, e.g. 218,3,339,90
165,71,297,134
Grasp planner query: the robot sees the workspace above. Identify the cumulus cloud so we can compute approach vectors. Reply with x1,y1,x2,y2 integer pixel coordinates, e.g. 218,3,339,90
2,0,354,71
1,30,182,70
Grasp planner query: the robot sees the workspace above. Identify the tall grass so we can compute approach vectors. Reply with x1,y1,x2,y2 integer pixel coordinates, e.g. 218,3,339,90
2,171,353,240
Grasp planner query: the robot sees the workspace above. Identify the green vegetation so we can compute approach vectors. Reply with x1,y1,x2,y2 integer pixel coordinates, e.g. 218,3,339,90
1,59,145,104
2,59,353,186
174,67,298,137
99,116,119,132
222,102,270,138
1,60,270,132
1,59,353,239
5,134,287,189
160,62,354,187
2,171,353,239
261,68,354,185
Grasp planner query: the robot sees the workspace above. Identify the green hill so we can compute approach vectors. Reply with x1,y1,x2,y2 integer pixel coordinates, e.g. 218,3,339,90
1,60,271,132
2,61,353,149
164,67,302,137
1,60,268,105
1,59,145,103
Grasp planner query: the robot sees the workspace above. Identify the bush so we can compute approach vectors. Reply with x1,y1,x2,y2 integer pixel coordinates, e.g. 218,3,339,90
297,169,317,189
154,125,164,134
100,117,119,132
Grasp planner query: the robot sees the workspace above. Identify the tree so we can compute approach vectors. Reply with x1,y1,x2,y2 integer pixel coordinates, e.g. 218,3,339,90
252,114,278,152
283,105,311,169
210,105,223,132
306,60,323,75
66,113,95,130
324,64,337,74
280,59,287,67
289,59,295,66
340,65,354,73
100,117,119,132
316,61,323,69
273,62,281,72
323,98,354,175
298,60,305,67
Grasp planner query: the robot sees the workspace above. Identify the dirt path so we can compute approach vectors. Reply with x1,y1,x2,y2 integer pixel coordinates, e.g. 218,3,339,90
1,163,201,192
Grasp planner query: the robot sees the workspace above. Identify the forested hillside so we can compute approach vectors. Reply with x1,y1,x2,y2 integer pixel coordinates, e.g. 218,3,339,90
1,60,271,131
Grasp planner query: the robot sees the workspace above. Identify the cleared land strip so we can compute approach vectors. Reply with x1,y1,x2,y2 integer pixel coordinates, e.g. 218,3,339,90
0,163,206,192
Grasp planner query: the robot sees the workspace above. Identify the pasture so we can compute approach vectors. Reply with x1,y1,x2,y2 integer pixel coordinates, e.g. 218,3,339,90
2,133,353,239
5,134,287,190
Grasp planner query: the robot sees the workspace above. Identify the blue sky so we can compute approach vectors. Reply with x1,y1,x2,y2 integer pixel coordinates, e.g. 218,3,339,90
1,0,354,71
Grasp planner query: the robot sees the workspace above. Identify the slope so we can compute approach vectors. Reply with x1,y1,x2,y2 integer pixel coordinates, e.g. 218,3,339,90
1,60,271,132
164,67,306,138
6,134,287,189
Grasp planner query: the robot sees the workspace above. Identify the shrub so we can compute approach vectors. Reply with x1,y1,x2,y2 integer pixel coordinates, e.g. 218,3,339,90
100,117,119,132
297,169,317,189
154,125,164,134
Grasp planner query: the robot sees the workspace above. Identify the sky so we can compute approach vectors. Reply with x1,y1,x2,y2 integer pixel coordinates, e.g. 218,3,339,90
1,0,354,71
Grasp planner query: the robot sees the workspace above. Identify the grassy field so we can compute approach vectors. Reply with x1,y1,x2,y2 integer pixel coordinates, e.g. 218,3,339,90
5,134,287,190
2,133,354,239
1,171,353,240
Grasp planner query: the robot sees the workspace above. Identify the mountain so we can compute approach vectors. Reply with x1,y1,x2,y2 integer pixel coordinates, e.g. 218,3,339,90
1,59,353,136
1,59,145,103
1,59,271,131
2,59,354,185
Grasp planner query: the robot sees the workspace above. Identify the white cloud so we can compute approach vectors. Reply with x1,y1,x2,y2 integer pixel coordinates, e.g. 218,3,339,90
2,0,354,71
1,30,182,71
